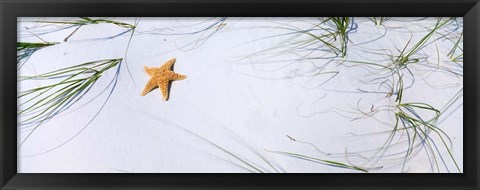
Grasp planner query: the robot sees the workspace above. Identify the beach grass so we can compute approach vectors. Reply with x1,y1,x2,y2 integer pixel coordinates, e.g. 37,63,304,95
18,58,123,147
17,42,58,69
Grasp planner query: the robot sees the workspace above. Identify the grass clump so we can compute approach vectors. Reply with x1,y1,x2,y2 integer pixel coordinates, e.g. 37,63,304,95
392,17,453,67
17,42,58,68
379,74,461,172
250,17,357,61
18,58,122,147
372,17,387,26
327,17,354,57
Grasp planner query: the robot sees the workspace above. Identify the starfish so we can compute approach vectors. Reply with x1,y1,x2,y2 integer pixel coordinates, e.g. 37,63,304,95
141,58,187,101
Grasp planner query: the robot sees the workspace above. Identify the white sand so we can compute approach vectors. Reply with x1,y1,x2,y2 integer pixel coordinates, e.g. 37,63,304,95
17,17,463,173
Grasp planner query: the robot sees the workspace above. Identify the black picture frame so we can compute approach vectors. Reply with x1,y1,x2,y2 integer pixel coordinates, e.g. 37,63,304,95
1,0,479,189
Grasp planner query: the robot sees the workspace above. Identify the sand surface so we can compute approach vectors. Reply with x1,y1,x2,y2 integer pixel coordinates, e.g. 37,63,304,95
17,17,463,173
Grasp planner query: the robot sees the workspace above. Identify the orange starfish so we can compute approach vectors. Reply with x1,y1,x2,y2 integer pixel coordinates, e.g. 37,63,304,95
141,58,187,100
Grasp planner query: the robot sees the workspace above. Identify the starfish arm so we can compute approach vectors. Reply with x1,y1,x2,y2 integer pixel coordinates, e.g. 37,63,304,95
172,73,187,81
141,78,158,96
160,58,176,71
158,80,170,100
144,66,156,77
